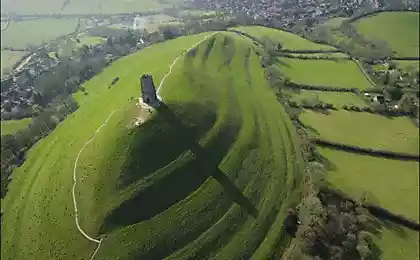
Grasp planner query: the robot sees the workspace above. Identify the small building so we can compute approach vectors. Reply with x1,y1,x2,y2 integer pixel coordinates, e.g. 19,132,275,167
140,74,159,107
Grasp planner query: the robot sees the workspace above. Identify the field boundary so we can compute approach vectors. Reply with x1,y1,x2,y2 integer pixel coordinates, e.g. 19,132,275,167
321,188,420,231
313,138,419,161
285,81,359,93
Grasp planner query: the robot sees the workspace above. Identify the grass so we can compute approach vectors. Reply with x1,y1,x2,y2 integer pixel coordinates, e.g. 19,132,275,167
277,58,373,89
75,35,104,47
392,60,420,72
374,225,419,260
287,89,367,107
1,31,303,260
1,50,28,76
1,0,183,15
319,147,419,222
354,12,420,57
230,26,337,51
1,118,32,136
300,110,419,155
1,19,77,49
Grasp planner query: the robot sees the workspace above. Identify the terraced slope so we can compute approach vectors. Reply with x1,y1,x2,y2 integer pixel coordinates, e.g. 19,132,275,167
1,32,303,260
230,26,337,51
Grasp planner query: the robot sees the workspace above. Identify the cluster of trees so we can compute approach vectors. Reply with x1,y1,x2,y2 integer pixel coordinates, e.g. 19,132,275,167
289,162,382,260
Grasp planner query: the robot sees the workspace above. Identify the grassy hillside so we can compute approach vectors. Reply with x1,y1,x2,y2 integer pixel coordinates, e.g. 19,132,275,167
230,26,336,51
287,90,367,107
277,58,372,89
374,226,419,260
1,19,77,49
319,147,419,222
300,110,419,155
1,118,32,136
1,32,303,260
354,12,420,57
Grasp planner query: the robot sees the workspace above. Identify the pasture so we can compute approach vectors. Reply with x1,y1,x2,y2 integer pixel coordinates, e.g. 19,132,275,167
374,225,419,260
1,118,32,136
277,58,373,89
300,110,419,155
319,147,419,222
230,26,337,51
1,0,182,15
1,19,77,49
354,12,420,57
1,31,303,260
1,50,28,75
288,90,367,108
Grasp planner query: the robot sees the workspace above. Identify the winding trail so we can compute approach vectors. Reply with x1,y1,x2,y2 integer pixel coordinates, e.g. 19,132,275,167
157,32,218,95
72,32,217,260
72,110,118,259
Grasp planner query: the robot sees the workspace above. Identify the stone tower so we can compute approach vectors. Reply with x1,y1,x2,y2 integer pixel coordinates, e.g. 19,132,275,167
140,74,159,107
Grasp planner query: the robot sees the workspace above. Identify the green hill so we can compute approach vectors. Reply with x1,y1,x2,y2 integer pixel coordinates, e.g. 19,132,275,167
1,31,303,260
353,12,420,57
230,26,337,51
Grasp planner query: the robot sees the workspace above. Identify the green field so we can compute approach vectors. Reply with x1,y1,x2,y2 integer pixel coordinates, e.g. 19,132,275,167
392,60,420,72
1,50,28,75
300,110,419,155
1,118,32,136
354,12,420,57
230,26,337,51
288,90,367,107
76,35,105,47
277,58,373,89
374,225,419,260
1,19,77,49
1,0,182,15
1,31,303,260
319,147,419,221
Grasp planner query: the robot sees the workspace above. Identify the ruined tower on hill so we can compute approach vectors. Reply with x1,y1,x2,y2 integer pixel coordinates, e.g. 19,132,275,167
140,74,159,107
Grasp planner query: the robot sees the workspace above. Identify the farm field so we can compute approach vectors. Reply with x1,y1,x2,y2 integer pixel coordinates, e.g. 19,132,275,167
1,50,28,76
76,35,105,47
318,147,419,222
300,110,419,155
1,0,181,15
353,12,420,57
230,26,337,51
374,225,419,260
288,90,367,107
1,19,77,49
1,31,303,260
392,60,420,72
1,118,32,136
277,58,373,89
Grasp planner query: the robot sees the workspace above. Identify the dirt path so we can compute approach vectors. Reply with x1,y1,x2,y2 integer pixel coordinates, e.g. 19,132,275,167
71,33,217,260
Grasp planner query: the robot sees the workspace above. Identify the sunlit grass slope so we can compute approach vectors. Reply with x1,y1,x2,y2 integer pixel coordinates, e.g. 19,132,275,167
230,25,337,51
1,31,303,260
